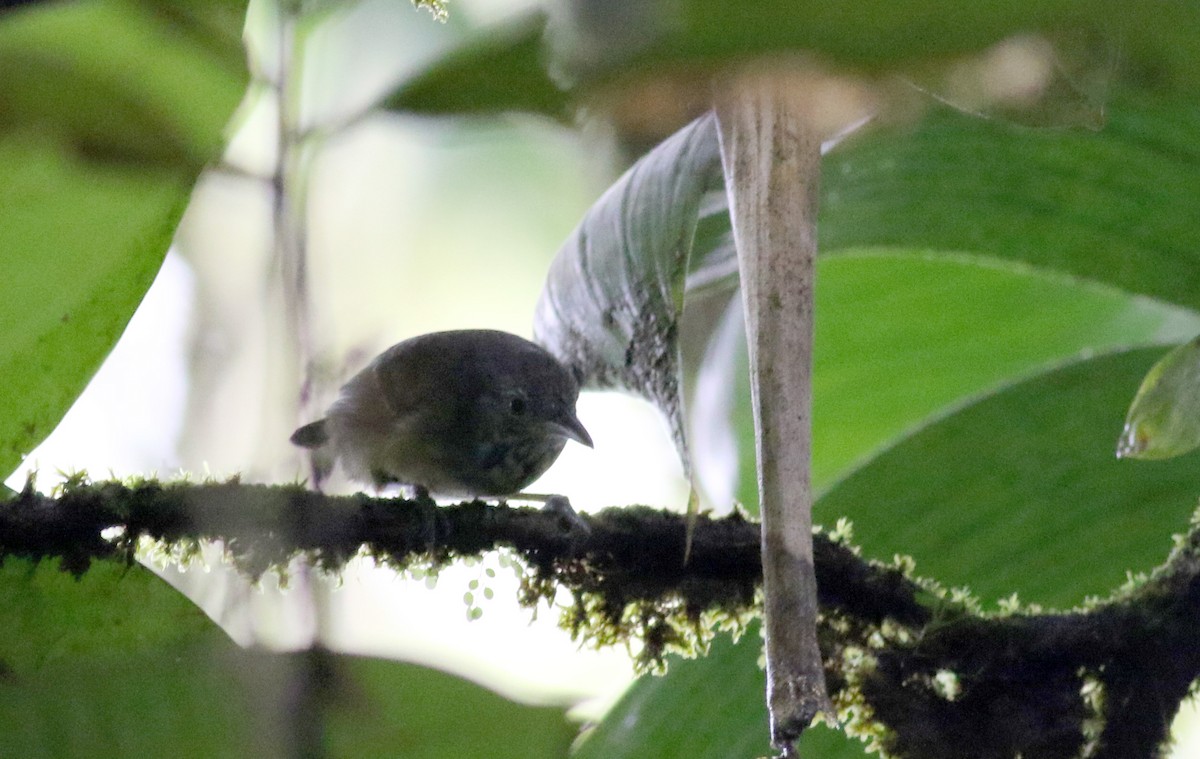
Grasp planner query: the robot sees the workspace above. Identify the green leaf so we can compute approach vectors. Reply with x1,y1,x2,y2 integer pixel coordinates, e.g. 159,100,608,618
0,0,248,479
329,657,576,759
533,113,725,476
1118,335,1200,460
574,625,771,759
0,557,577,758
0,557,229,673
384,10,569,119
549,0,1200,94
576,265,1200,758
574,624,876,759
809,253,1200,493
818,347,1200,608
386,1,1199,120
3,646,295,758
581,349,1200,759
821,90,1200,312
0,557,278,758
0,0,246,165
0,137,188,480
687,251,1200,511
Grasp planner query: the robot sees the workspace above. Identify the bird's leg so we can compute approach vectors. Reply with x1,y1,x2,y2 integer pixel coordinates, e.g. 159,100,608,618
505,492,553,504
411,484,434,504
535,494,591,537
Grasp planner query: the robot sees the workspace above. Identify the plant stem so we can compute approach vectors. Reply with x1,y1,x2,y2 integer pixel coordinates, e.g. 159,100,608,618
716,74,830,755
273,7,314,421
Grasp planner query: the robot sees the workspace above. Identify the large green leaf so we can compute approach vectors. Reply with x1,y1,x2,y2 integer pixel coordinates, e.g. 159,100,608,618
0,0,248,479
0,557,577,758
691,251,1200,510
0,137,188,478
579,350,1200,758
0,0,245,170
573,262,1200,759
574,624,770,759
809,253,1200,494
0,557,282,758
0,557,227,672
818,347,1200,607
820,90,1200,312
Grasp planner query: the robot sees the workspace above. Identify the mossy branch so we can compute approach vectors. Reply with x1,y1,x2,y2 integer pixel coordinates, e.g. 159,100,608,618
2,478,1199,759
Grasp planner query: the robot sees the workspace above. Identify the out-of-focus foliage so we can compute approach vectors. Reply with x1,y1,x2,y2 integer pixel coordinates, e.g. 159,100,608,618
0,0,247,480
385,11,569,118
0,557,576,758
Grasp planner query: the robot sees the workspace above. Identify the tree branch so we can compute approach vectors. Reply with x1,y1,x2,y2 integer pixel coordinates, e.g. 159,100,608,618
3,479,1199,759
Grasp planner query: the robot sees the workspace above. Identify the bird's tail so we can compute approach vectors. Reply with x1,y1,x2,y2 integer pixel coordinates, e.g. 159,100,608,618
290,419,329,448
291,418,334,490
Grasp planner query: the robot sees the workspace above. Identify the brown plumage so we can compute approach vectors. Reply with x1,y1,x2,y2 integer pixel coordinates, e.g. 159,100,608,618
291,330,592,496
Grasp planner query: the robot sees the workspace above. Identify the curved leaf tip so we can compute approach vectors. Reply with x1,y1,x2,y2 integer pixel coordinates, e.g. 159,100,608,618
533,113,727,476
1117,335,1200,460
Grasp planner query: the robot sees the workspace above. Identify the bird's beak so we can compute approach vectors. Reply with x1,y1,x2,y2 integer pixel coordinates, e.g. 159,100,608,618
549,411,594,448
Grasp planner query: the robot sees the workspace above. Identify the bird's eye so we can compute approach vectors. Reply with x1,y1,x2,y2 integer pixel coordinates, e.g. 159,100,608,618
509,396,527,416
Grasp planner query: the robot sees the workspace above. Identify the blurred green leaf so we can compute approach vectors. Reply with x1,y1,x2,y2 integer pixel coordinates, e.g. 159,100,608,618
387,1,1199,120
574,621,875,759
1118,335,1200,460
0,557,286,758
0,557,227,673
3,646,296,759
550,0,1200,94
329,656,576,759
0,137,188,480
0,0,246,165
385,10,569,119
0,0,248,479
0,557,577,758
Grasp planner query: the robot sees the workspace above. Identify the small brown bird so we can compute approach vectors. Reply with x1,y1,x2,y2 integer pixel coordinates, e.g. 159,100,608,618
290,330,592,497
